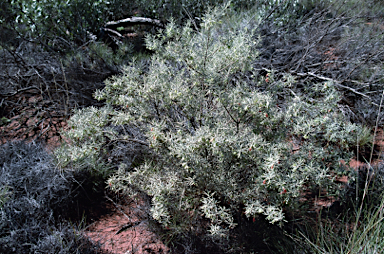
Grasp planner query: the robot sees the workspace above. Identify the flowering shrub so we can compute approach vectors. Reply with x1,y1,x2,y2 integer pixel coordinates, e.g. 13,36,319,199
56,3,368,243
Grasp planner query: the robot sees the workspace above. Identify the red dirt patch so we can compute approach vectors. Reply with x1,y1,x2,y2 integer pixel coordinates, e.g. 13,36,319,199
83,195,169,254
0,94,69,151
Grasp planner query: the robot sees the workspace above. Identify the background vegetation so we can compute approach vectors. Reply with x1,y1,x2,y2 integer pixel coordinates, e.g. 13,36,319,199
1,0,384,253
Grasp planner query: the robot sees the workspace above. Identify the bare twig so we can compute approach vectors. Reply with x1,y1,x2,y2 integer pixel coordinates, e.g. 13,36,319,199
105,138,149,147
1,86,40,97
293,71,380,107
105,17,164,30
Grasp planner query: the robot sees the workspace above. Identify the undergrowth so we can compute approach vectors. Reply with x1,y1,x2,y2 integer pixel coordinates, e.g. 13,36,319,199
1,0,384,253
54,3,374,252
0,141,106,254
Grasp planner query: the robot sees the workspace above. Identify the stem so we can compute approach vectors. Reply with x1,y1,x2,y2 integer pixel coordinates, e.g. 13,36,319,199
222,102,239,133
369,89,384,164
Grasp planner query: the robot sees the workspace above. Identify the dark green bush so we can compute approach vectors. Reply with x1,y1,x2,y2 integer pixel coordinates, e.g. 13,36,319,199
10,0,131,47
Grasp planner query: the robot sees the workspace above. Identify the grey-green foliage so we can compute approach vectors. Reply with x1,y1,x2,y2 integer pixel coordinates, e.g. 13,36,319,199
55,106,113,174
57,4,366,243
0,141,100,254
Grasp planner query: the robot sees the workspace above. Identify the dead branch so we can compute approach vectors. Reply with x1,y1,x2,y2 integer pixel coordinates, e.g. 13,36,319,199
105,17,164,30
293,71,379,107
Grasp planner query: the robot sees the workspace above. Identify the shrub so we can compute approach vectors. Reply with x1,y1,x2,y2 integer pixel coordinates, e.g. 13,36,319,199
0,141,103,253
10,0,131,46
56,3,368,250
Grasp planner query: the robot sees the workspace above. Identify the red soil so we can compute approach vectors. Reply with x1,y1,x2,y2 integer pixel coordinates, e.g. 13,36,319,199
83,196,169,254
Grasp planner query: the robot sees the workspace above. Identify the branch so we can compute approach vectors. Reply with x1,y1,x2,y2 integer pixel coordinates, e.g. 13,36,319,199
109,138,149,147
102,27,124,38
105,17,165,30
259,0,289,24
293,71,379,107
1,86,40,97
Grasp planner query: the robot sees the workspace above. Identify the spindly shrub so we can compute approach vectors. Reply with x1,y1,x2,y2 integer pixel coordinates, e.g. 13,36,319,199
56,3,367,247
0,141,103,253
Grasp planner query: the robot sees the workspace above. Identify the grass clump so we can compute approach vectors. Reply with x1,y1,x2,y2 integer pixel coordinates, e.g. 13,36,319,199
299,163,384,254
